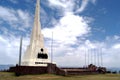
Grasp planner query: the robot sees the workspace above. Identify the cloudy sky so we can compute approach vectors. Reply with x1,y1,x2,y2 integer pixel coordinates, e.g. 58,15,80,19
0,0,120,68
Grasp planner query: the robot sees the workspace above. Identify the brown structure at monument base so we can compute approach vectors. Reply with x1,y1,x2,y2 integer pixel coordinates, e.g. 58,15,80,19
9,63,66,76
9,63,106,76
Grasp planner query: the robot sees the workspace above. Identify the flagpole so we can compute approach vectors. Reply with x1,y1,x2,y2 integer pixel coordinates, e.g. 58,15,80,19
51,32,53,64
19,37,22,66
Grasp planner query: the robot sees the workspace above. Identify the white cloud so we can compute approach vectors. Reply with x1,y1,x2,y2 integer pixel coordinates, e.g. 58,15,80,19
0,35,19,64
102,44,120,68
42,0,92,46
85,40,97,49
0,6,18,22
42,0,120,68
114,35,120,40
75,0,96,13
44,32,120,68
0,5,31,64
9,0,18,4
42,14,91,45
75,0,89,13
0,6,32,32
0,35,29,65
48,0,67,8
48,0,75,15
112,44,120,49
17,10,31,28
42,0,96,67
48,0,96,14
91,0,96,4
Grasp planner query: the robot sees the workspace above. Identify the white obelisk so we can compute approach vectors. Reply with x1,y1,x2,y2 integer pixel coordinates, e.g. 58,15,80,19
22,0,50,66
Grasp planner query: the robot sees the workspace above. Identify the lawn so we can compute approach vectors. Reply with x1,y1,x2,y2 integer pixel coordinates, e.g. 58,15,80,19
0,72,120,80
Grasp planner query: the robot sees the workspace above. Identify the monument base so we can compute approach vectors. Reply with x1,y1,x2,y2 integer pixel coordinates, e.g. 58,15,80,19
9,64,106,76
21,59,50,66
9,63,65,76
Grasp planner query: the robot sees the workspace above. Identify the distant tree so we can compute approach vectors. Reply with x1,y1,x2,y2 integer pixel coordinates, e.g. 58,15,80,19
112,71,117,74
106,71,111,73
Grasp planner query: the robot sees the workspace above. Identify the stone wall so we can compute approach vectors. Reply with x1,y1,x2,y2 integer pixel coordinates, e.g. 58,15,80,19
9,66,47,75
9,63,65,76
9,64,105,76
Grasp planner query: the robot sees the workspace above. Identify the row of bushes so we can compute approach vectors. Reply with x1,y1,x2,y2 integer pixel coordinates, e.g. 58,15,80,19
106,70,120,74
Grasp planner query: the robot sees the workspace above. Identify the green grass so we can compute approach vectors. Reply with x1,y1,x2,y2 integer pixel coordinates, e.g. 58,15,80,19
0,72,120,80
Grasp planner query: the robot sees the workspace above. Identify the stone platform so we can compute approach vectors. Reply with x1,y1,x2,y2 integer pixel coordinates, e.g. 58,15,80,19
61,68,98,75
9,63,65,76
9,64,106,76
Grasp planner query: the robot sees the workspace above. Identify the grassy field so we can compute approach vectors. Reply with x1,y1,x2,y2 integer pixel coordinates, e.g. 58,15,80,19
0,72,120,80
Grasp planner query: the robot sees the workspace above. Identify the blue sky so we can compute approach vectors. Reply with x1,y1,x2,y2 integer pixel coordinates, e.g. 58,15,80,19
0,0,120,68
